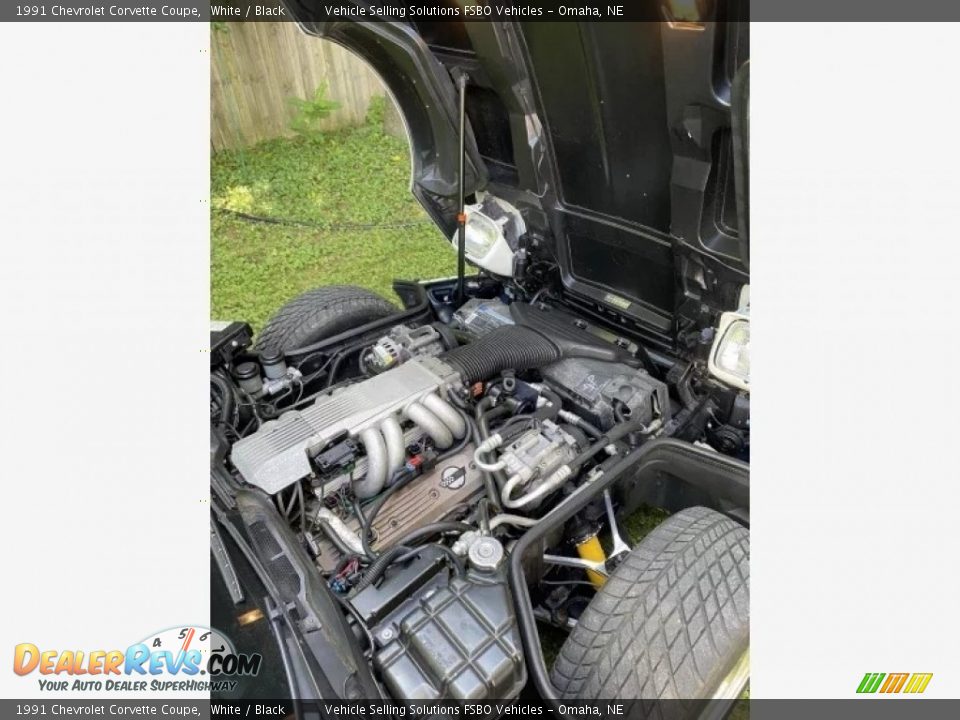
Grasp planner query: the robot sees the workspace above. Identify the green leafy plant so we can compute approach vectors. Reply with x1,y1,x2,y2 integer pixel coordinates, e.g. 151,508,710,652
365,95,388,126
287,84,341,138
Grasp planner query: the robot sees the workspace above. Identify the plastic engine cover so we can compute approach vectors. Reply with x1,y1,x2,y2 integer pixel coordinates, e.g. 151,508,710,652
230,356,458,494
542,357,669,430
375,575,526,700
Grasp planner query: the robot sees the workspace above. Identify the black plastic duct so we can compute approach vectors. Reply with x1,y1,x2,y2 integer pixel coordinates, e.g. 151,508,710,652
441,325,562,383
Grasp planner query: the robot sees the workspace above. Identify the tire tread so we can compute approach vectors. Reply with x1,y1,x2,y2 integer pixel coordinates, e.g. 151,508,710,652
254,285,396,353
551,507,749,708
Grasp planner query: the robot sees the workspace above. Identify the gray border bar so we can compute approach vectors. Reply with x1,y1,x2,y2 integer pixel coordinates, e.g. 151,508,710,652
5,1,960,22
2,699,959,719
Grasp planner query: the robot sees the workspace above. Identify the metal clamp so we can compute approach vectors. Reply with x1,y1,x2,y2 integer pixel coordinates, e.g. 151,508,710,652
603,489,631,560
542,553,608,577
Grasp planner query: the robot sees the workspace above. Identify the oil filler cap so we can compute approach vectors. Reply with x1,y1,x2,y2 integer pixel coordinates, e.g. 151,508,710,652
468,537,504,572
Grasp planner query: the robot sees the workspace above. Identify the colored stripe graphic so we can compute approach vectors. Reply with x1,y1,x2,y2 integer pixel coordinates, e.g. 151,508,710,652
856,673,885,693
857,672,932,694
880,673,909,693
904,673,933,694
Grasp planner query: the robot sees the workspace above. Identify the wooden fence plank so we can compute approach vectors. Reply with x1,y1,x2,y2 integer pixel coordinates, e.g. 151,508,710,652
210,23,388,151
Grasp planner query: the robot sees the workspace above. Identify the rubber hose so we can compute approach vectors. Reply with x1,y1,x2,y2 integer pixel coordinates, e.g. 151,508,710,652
422,393,467,439
488,513,539,530
578,419,602,438
480,404,512,434
405,402,454,449
476,396,494,419
392,521,474,549
475,400,511,503
677,364,699,410
395,543,465,577
351,545,412,594
351,500,379,562
437,411,474,462
380,415,405,475
361,467,420,559
478,498,491,533
567,416,648,472
354,427,388,498
534,387,563,421
558,408,603,438
211,373,236,427
441,325,561,383
325,351,347,388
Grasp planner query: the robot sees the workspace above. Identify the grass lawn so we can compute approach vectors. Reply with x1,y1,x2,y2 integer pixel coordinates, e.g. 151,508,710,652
211,119,456,332
211,119,748,706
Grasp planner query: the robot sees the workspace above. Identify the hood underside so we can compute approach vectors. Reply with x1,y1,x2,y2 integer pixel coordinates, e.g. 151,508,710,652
287,6,749,343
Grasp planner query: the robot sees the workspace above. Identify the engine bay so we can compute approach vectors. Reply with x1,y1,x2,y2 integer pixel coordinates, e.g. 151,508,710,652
210,279,750,701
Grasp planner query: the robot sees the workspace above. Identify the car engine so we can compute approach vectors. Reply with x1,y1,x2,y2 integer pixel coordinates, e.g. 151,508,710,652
210,288,749,701
229,300,669,547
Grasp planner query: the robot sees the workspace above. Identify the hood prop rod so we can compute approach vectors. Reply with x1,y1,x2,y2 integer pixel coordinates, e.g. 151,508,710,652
455,71,469,307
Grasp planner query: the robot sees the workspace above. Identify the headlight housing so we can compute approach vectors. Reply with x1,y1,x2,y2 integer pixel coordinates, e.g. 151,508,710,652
708,312,750,392
449,193,523,277
463,210,504,259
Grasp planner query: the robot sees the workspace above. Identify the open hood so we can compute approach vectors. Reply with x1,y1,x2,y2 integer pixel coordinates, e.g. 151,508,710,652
287,6,749,344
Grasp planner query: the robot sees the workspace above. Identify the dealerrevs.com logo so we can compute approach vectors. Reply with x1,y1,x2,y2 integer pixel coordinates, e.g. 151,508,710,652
857,672,933,695
12,626,261,693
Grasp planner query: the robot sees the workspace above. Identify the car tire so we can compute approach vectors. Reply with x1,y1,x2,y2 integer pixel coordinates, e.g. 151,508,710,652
255,285,397,353
551,506,749,708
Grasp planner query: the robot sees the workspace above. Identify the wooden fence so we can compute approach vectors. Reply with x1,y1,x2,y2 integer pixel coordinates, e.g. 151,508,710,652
211,23,389,151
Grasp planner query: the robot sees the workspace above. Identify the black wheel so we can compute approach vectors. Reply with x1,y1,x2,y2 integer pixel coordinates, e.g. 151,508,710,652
254,285,397,354
551,507,749,709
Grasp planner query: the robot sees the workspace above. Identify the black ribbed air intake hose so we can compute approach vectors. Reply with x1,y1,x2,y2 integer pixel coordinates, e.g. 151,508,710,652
441,325,562,383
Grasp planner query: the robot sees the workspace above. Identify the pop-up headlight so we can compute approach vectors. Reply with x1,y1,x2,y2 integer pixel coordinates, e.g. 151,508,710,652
449,193,523,277
464,209,504,259
708,311,750,392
